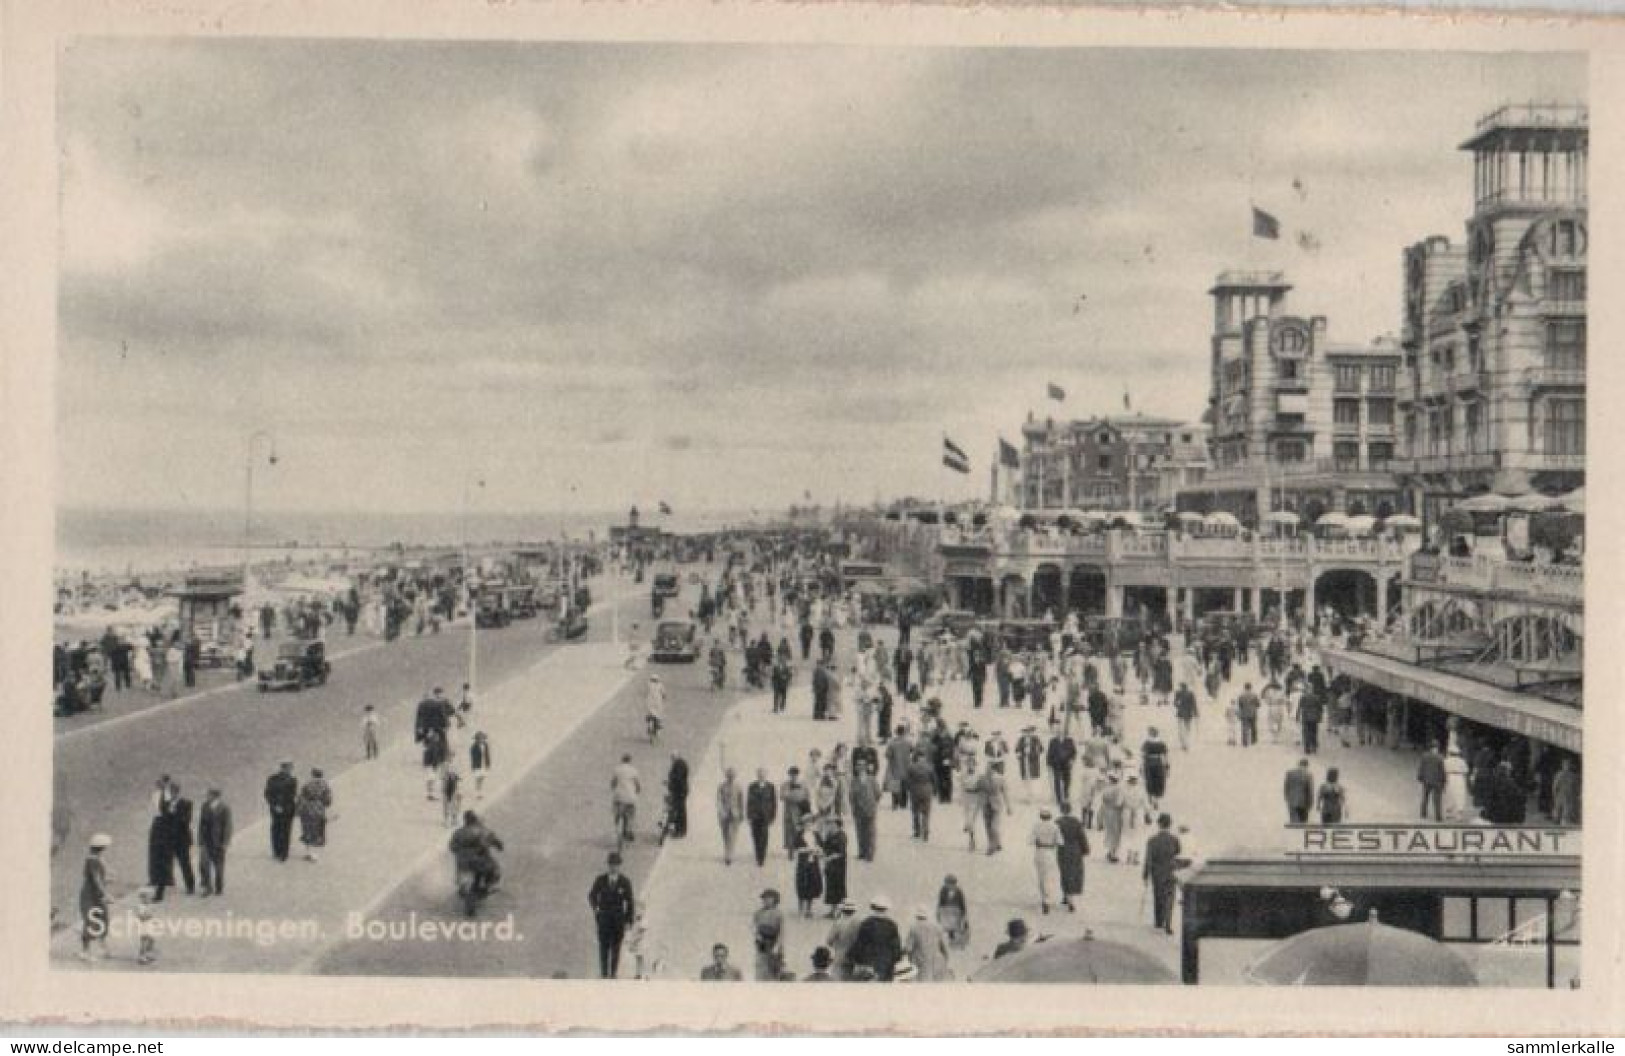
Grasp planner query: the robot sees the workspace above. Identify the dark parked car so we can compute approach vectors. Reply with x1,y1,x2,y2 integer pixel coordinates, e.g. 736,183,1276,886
651,573,680,600
258,640,330,692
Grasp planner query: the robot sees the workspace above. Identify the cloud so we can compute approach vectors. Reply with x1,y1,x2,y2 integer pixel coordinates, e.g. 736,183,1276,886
53,41,1587,515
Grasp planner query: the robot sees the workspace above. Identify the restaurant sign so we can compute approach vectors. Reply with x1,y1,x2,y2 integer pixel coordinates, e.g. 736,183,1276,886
1289,824,1579,859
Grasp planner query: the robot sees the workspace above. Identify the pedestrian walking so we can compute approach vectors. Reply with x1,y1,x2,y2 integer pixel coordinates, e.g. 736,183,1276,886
1317,767,1349,823
1417,742,1446,821
780,767,810,858
441,767,463,827
196,787,232,896
935,874,970,949
1551,758,1580,825
1142,813,1182,935
905,751,936,841
1140,728,1171,811
820,818,848,916
848,897,903,981
1297,688,1325,754
717,767,746,866
983,760,1012,854
906,906,951,982
1283,758,1315,824
849,761,879,861
1055,800,1089,912
470,732,492,800
588,853,636,978
77,834,112,961
1031,807,1061,914
1235,683,1260,747
753,888,786,980
1015,725,1043,803
361,705,380,760
1173,683,1199,751
1100,773,1128,863
263,761,298,863
166,783,196,895
743,768,774,867
146,776,176,900
296,767,333,862
666,752,690,838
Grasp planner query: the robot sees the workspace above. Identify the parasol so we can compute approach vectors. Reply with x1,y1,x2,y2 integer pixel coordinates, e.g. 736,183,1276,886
1243,915,1478,987
1456,493,1512,514
972,931,1180,985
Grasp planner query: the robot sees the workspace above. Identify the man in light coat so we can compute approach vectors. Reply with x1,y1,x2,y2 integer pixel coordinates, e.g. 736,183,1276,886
717,768,745,866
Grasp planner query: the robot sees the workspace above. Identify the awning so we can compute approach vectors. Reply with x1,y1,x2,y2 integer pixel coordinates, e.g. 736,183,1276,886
1321,646,1582,753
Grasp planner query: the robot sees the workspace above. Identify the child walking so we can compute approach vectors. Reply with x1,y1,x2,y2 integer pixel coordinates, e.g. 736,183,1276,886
442,767,463,827
470,731,492,801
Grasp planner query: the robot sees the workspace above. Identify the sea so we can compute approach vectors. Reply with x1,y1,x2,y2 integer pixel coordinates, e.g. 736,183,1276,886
56,506,761,579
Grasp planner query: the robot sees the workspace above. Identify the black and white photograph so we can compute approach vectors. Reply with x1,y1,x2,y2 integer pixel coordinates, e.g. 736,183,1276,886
5,2,1618,1034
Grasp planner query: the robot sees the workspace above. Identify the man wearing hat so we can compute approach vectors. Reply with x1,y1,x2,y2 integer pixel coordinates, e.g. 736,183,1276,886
993,918,1029,959
803,946,836,982
743,767,774,867
906,904,950,981
1015,726,1044,804
847,896,903,981
1030,807,1062,914
263,761,298,863
196,786,233,896
588,852,636,978
824,899,862,980
1142,813,1183,935
752,888,786,981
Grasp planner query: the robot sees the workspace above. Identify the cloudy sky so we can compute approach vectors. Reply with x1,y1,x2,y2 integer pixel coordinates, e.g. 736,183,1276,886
57,42,1584,516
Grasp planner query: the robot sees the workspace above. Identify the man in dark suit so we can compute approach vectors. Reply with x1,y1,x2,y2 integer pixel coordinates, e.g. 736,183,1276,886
197,787,233,895
588,852,636,978
167,782,197,894
263,761,298,862
745,768,778,867
811,661,831,721
1417,742,1447,821
1045,731,1076,808
665,753,690,838
1142,813,1183,934
1283,758,1315,824
847,897,903,981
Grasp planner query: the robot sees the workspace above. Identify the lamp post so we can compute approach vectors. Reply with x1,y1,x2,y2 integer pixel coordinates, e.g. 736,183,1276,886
463,474,486,705
243,430,278,592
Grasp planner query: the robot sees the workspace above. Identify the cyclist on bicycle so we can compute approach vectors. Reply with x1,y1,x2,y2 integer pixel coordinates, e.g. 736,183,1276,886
645,675,667,743
611,753,641,845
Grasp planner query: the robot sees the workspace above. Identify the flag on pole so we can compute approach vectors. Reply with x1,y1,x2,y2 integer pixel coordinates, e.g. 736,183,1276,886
1123,388,1132,412
943,436,970,475
1252,206,1281,240
1047,382,1066,402
998,437,1021,469
658,500,672,515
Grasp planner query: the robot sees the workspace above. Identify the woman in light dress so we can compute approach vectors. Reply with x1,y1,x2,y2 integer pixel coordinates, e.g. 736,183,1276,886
1442,747,1471,820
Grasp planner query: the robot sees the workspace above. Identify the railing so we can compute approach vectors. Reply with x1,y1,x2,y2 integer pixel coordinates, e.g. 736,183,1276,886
1109,533,1168,559
1411,552,1583,602
1523,366,1587,390
1474,102,1588,133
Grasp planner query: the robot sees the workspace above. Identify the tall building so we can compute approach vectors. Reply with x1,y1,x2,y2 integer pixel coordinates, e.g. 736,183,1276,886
1397,102,1588,525
1018,413,1201,511
1177,271,1405,523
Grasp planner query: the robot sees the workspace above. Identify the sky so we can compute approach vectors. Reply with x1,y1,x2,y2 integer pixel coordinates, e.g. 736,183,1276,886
56,42,1585,516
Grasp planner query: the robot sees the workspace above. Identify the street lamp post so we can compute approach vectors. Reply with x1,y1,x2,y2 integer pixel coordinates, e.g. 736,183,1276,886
243,430,278,593
463,474,486,705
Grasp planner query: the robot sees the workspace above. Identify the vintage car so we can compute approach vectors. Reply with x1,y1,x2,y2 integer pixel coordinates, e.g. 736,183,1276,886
651,573,680,600
257,640,330,692
475,590,511,629
650,619,700,663
917,608,981,641
998,618,1058,653
504,585,540,619
550,610,590,642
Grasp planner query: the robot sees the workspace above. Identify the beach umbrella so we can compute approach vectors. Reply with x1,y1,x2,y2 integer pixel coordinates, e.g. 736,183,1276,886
1385,514,1422,530
1204,512,1241,530
1243,916,1478,987
1344,515,1377,537
1175,511,1204,522
1263,511,1300,525
1315,511,1349,527
1456,493,1512,514
971,931,1180,985
1506,492,1564,514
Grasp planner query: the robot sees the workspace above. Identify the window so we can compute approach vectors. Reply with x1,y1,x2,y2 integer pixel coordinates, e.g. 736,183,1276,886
1333,441,1360,472
1467,332,1482,374
1277,413,1305,430
1405,411,1418,454
1546,319,1585,371
1546,399,1585,456
1279,359,1301,382
1334,400,1361,427
1098,454,1112,471
1369,365,1396,392
1275,440,1307,463
1334,364,1362,392
1368,442,1394,469
1098,432,1112,446
1465,402,1483,453
1368,399,1394,426
1550,269,1586,302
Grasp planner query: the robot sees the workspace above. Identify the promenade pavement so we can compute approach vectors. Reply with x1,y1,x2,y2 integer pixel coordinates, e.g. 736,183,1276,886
636,633,1444,983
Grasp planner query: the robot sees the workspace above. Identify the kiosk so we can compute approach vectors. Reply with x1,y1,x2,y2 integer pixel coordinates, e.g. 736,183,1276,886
1180,824,1580,987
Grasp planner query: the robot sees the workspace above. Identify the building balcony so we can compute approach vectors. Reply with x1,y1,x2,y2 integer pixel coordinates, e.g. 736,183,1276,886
1523,366,1586,391
1400,450,1495,475
1501,450,1585,472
